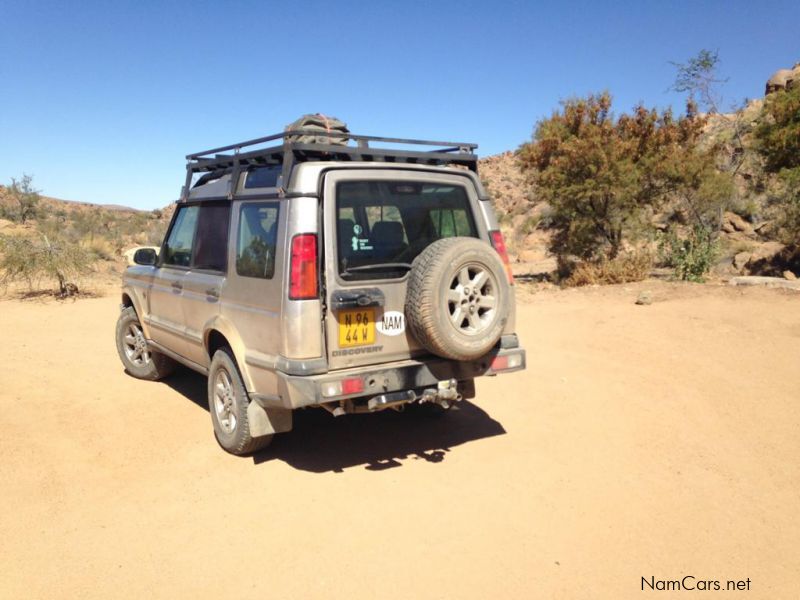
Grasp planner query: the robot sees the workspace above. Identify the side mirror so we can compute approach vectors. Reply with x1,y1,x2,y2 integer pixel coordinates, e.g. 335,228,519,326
133,248,158,266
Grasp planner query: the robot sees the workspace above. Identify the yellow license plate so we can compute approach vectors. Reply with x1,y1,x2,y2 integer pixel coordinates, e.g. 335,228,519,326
338,309,375,347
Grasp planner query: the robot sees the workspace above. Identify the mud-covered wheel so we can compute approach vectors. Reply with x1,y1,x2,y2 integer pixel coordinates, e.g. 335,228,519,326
115,306,176,380
208,348,273,456
405,237,511,361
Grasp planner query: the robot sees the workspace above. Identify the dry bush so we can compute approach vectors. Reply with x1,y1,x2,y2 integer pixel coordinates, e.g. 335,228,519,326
84,237,117,261
0,233,96,297
564,252,653,287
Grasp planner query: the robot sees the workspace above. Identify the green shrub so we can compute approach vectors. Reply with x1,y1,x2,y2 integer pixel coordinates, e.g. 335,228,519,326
659,225,718,282
521,215,539,235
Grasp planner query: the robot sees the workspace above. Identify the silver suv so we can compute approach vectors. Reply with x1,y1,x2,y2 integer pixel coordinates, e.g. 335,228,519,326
116,130,526,455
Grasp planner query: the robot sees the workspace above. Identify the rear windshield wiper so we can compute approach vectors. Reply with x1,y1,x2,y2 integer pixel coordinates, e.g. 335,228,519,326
342,262,413,275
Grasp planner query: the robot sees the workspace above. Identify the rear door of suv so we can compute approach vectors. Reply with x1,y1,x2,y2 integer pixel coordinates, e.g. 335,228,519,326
322,169,489,370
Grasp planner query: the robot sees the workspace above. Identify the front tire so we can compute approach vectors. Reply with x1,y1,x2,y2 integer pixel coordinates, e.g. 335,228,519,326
208,348,273,455
115,306,176,380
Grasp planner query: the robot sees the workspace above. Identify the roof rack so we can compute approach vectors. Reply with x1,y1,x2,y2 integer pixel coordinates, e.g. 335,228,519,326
182,130,479,200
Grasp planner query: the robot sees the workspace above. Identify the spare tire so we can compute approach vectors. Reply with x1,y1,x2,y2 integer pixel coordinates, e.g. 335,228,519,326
405,237,511,361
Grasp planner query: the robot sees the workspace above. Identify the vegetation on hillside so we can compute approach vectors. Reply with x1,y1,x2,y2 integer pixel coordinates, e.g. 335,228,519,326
755,84,800,245
0,176,168,297
0,234,94,297
506,50,800,284
517,91,732,282
2,175,41,224
2,50,799,296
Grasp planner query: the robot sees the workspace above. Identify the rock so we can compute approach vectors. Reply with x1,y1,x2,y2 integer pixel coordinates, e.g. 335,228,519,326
747,241,785,265
733,252,752,271
753,221,776,238
784,270,798,281
635,291,652,305
729,276,800,290
765,63,800,95
723,211,754,235
753,221,770,232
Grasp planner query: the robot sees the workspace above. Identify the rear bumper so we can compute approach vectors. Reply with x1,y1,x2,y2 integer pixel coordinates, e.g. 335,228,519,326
253,345,526,410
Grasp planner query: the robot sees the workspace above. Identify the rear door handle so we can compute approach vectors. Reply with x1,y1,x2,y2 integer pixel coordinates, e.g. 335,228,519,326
206,287,220,299
331,288,385,310
171,281,183,293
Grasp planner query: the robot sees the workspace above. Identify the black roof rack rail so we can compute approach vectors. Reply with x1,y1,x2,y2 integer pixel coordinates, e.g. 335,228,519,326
181,130,479,201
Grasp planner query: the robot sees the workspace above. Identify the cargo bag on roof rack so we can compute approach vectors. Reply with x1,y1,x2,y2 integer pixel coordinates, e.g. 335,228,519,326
285,113,349,146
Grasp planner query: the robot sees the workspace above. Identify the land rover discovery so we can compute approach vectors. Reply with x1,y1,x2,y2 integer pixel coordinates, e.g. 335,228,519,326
116,128,526,455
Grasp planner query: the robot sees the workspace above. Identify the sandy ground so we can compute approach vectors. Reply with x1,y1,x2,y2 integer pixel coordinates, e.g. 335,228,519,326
0,281,798,599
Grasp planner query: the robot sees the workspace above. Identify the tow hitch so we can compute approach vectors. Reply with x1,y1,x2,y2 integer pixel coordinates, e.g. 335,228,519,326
322,379,463,416
417,379,462,410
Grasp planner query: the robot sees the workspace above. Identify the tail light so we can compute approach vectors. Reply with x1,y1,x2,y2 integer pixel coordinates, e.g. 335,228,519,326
289,233,318,300
491,353,524,372
321,376,364,398
489,230,514,285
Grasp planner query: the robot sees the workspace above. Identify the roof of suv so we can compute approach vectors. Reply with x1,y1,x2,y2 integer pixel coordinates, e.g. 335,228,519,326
187,161,490,202
182,130,482,202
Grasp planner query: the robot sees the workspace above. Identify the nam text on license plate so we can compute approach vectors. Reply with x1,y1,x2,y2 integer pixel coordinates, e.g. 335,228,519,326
338,309,375,347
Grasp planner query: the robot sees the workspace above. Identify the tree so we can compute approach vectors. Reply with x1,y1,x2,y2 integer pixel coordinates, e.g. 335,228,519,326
4,175,41,224
0,233,95,297
670,49,727,114
519,93,730,272
755,84,800,243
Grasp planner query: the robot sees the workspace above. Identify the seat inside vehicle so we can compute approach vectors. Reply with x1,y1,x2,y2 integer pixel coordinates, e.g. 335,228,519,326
370,220,407,260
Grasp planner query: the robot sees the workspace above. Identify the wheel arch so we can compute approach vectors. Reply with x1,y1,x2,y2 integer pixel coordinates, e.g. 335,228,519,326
203,316,254,391
120,287,153,339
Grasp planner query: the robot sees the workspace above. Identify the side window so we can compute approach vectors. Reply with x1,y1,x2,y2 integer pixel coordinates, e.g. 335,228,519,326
163,206,199,267
244,166,281,189
192,204,231,272
236,202,280,279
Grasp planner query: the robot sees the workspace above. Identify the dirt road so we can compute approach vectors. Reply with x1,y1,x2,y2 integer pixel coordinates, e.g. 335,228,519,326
1,282,798,599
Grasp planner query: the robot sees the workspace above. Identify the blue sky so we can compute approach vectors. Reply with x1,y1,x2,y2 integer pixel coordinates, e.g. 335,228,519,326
1,0,798,209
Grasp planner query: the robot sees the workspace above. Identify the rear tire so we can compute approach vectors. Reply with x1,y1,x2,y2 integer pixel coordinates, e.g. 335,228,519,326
208,348,273,456
115,306,176,380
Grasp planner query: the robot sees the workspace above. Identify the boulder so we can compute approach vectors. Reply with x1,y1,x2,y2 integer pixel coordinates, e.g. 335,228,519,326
766,63,800,95
723,211,754,235
747,241,785,265
729,276,800,290
733,252,752,271
635,291,652,306
784,270,798,281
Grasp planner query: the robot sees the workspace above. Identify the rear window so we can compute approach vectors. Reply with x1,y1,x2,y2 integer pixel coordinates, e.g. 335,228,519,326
336,180,478,280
